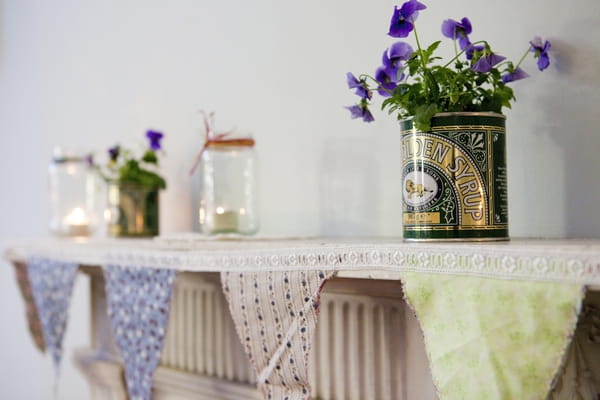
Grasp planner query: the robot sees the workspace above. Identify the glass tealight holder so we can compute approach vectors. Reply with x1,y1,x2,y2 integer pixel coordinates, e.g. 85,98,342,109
48,148,98,237
198,140,258,235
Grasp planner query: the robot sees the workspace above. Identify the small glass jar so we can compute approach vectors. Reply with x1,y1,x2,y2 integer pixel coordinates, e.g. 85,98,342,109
48,148,97,237
106,182,160,237
198,140,258,235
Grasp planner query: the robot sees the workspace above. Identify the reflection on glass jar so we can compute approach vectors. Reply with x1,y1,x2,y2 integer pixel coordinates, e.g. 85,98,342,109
106,182,160,237
48,148,98,237
198,142,258,235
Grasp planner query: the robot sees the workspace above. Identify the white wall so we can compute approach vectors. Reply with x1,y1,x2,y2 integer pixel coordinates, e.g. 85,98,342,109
1,0,599,398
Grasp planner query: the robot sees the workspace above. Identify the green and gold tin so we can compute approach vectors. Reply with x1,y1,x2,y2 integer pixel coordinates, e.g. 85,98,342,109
401,112,509,241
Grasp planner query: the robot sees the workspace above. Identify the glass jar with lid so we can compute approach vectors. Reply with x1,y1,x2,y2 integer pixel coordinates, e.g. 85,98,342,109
198,138,259,235
48,148,98,237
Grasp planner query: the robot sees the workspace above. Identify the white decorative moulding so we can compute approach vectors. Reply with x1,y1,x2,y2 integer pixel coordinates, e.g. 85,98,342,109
5,238,600,286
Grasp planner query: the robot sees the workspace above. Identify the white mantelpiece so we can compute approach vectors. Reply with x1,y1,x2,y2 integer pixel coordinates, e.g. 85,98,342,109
5,237,600,399
5,237,600,287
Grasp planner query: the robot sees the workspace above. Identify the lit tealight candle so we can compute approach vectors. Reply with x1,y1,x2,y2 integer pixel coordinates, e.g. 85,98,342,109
212,207,238,233
63,207,90,237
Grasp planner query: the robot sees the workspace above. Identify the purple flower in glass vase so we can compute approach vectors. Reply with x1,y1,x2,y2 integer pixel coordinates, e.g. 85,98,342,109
146,130,164,151
529,36,551,71
501,67,530,83
388,0,427,38
108,145,120,162
346,104,375,123
382,42,413,81
375,67,398,97
346,72,372,100
441,17,472,50
472,53,506,73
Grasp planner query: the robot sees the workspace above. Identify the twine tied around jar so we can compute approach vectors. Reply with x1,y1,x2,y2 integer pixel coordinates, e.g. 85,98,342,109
189,111,255,175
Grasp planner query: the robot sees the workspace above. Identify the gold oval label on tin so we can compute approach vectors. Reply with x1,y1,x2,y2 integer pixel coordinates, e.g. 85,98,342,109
402,133,488,227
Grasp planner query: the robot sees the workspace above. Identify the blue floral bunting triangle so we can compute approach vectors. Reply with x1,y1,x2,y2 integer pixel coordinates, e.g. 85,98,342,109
103,265,176,400
27,257,79,368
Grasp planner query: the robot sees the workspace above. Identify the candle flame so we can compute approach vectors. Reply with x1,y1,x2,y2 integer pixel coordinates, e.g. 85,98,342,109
65,207,88,225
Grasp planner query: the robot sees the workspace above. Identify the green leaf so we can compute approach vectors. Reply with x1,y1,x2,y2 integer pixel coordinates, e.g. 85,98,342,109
414,104,439,132
118,159,167,190
142,150,158,164
423,41,441,64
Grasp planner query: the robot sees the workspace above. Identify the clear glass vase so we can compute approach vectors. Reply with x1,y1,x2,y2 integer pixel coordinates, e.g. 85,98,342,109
106,182,160,237
48,148,98,237
198,142,258,235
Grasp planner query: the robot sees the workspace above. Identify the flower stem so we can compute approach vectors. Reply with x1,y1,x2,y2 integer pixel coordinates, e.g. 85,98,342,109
514,46,532,69
358,74,381,87
411,19,428,71
442,40,488,68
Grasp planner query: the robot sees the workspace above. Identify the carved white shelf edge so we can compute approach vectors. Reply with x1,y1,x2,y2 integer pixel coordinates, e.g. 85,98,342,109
5,237,600,289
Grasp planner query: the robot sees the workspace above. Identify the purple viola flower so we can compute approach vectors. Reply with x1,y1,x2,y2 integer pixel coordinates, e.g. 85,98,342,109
388,0,427,38
529,36,551,71
346,104,374,123
375,67,397,97
501,67,530,83
382,42,413,82
465,44,485,60
346,72,372,100
85,154,94,167
108,145,120,161
472,53,506,73
146,130,164,151
441,17,472,50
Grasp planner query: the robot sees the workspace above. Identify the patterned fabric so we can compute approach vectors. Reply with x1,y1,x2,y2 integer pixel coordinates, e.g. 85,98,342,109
402,272,584,400
13,262,46,352
27,257,79,367
549,291,600,399
103,265,176,400
221,270,335,400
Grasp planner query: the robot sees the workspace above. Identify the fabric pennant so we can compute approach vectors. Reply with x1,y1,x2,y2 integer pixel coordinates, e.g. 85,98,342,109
221,270,335,400
401,272,584,400
27,257,79,368
13,262,46,352
103,265,176,400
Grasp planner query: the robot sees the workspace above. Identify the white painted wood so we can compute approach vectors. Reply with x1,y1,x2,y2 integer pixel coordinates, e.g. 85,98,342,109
195,289,204,374
332,299,345,399
7,238,600,286
347,302,360,400
85,270,436,400
362,302,376,400
215,293,225,378
317,299,332,399
404,305,439,400
185,288,195,372
12,243,597,399
74,348,261,400
307,288,413,400
162,273,255,384
176,287,186,369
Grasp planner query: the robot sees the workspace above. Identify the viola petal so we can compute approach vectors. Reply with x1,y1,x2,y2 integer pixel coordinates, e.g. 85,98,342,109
537,53,550,71
388,20,414,38
346,72,360,89
501,67,530,83
441,19,458,38
460,17,472,35
388,41,414,61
